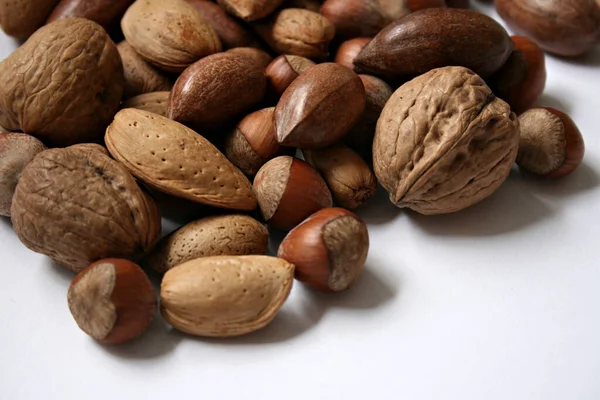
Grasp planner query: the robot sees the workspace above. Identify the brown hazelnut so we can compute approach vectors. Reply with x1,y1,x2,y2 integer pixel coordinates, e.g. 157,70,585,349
223,108,294,176
253,156,333,230
68,258,156,344
516,107,585,179
495,0,600,57
303,144,377,209
334,38,372,70
0,133,46,217
278,207,369,292
265,55,316,97
488,36,546,114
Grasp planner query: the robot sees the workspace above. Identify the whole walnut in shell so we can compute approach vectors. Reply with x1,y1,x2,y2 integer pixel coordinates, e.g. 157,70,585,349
0,18,124,147
11,147,161,272
373,66,519,215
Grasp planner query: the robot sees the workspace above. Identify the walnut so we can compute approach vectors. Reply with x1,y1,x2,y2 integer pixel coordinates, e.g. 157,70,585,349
373,66,519,215
11,147,161,272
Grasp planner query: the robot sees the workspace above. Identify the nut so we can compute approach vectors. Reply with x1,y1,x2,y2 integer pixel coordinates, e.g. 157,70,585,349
122,92,170,117
121,0,222,72
278,207,369,292
187,0,261,49
0,0,59,40
160,255,294,337
378,0,410,19
254,8,336,61
254,156,333,230
48,0,134,31
304,144,377,209
405,0,447,10
516,107,585,179
168,52,266,130
117,41,173,99
0,18,124,147
275,63,366,149
67,143,110,156
487,36,546,114
495,0,600,57
147,215,269,274
343,74,393,160
227,47,274,69
106,108,257,211
287,0,322,12
265,55,315,98
11,147,161,272
354,8,513,83
0,133,46,217
217,0,285,21
223,107,294,176
374,66,519,215
68,259,156,344
321,0,392,39
334,38,372,70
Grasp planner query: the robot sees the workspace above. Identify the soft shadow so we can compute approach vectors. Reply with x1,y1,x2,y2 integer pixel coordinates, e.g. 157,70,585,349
552,45,600,68
267,229,287,256
355,185,402,225
410,173,554,236
515,162,600,197
46,259,76,285
535,92,572,114
101,315,180,359
305,267,398,310
0,216,13,229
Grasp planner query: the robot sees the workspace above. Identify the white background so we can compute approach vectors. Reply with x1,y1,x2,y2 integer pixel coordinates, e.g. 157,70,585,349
1,3,600,400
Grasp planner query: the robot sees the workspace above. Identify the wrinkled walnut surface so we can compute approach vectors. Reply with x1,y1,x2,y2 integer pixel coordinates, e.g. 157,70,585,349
374,66,519,215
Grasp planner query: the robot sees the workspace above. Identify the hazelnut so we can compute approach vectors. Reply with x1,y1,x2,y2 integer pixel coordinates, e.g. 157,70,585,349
321,0,392,39
68,259,156,344
253,156,333,230
223,107,294,176
278,207,369,292
0,133,46,217
334,38,372,70
265,55,316,97
516,107,585,179
303,144,377,209
488,36,546,114
495,0,600,57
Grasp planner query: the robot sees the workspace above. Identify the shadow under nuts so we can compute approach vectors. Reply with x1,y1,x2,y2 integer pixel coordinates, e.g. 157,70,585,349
121,0,221,73
168,52,266,130
278,207,369,292
160,255,294,337
354,8,513,83
373,66,519,215
275,63,366,149
147,215,269,274
495,0,600,57
0,18,124,147
68,258,156,344
105,109,257,212
11,147,162,272
253,156,333,231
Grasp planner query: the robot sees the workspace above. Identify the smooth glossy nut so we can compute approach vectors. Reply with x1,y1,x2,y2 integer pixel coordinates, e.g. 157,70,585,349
278,207,369,292
253,156,333,230
68,259,156,344
517,107,585,178
334,38,372,70
321,0,392,39
227,47,274,69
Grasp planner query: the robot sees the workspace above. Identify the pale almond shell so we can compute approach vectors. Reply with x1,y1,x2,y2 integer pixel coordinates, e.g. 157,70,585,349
105,109,257,211
160,255,294,337
122,92,170,117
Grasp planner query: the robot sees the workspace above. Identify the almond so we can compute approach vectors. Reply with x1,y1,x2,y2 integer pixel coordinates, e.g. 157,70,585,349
122,92,170,117
121,0,221,73
105,109,257,211
117,41,173,99
160,255,294,337
147,215,269,274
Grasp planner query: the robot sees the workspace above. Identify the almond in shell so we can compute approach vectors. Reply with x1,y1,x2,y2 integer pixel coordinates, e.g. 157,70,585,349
105,109,257,211
160,255,294,337
122,92,170,117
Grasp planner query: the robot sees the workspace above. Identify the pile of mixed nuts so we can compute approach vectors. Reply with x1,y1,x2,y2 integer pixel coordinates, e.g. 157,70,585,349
0,0,594,344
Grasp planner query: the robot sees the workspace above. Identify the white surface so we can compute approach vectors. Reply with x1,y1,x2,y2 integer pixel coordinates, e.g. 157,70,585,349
2,4,600,400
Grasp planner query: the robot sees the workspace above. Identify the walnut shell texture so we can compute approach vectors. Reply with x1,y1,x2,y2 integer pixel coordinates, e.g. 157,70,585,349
0,18,124,147
374,66,519,215
11,148,161,272
147,214,269,274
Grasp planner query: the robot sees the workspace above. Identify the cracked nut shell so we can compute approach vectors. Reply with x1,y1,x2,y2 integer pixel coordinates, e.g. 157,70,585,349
373,66,519,215
11,147,161,272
